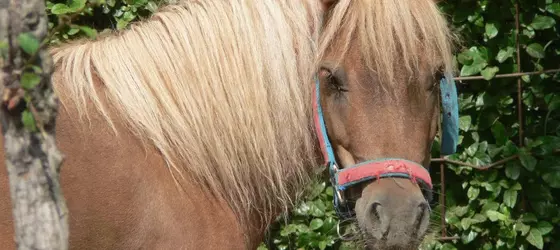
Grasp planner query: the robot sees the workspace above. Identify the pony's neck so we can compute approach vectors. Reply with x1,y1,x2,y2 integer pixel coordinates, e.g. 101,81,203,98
49,0,323,244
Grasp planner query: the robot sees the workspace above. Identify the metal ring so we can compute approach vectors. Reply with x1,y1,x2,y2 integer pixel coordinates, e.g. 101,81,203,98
335,188,345,205
331,163,339,173
331,164,346,205
336,220,359,241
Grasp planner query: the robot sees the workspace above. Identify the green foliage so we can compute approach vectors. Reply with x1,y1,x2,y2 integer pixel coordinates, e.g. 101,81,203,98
20,72,41,90
40,0,560,249
258,180,359,250
429,1,560,249
44,0,162,44
17,33,40,55
21,110,37,132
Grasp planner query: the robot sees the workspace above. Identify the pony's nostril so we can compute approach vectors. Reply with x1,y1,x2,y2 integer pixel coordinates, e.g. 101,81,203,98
370,202,382,220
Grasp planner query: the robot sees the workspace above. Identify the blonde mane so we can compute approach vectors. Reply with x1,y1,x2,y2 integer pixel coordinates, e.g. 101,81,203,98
318,0,456,86
49,0,322,233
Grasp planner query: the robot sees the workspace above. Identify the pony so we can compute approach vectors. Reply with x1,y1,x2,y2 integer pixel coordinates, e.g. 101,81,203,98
0,0,458,249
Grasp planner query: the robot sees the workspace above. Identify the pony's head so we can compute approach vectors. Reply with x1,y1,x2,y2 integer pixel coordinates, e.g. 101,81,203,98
316,0,457,248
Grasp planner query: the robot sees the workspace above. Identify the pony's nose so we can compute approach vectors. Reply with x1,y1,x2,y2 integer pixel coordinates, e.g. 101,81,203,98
368,201,382,221
366,200,428,222
364,197,430,239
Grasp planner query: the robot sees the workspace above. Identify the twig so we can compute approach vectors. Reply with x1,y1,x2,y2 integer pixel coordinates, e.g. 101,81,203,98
436,236,461,241
432,149,560,170
432,155,520,170
515,2,524,148
439,161,446,237
454,69,560,81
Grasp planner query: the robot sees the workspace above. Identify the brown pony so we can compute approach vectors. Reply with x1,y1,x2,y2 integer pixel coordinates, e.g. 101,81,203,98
0,0,457,249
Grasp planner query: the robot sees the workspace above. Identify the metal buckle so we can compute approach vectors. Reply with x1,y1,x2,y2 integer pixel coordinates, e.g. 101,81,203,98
331,164,346,206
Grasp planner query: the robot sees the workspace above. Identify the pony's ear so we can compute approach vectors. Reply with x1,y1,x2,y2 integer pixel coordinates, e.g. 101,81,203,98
320,0,338,12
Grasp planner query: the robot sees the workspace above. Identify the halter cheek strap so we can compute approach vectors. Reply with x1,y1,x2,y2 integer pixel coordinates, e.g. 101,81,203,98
439,77,459,155
313,75,459,219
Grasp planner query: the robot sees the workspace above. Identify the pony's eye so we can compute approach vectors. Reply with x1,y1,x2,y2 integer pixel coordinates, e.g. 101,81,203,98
429,68,445,91
320,67,348,93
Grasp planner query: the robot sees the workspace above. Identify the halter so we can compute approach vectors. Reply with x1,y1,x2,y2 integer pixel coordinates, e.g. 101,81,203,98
312,76,459,219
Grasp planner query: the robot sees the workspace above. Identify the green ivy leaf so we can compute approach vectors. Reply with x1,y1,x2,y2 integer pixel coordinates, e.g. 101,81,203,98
546,3,560,17
467,186,480,200
50,3,71,14
79,26,98,39
68,0,86,12
503,189,517,208
441,243,458,250
526,228,544,249
526,43,545,59
146,1,158,12
481,66,499,80
519,150,537,171
486,210,507,222
471,213,487,224
478,141,488,154
310,200,326,217
459,115,472,131
122,11,136,22
473,151,492,165
310,218,323,230
459,47,488,76
482,201,500,213
0,40,7,58
536,221,553,236
505,162,521,180
21,110,37,132
485,23,498,39
542,171,560,188
515,221,531,236
118,17,133,29
461,62,488,76
461,218,472,230
307,182,325,200
496,47,515,63
522,74,531,83
488,144,503,158
457,51,473,65
461,230,478,244
521,213,538,223
17,33,40,55
503,141,519,156
466,142,479,157
511,182,522,190
546,95,560,112
530,15,556,30
454,205,469,217
325,186,334,197
20,72,41,89
318,241,328,250
491,121,507,146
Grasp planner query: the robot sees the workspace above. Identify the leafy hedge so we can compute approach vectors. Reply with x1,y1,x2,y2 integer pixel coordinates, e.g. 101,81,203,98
39,0,560,249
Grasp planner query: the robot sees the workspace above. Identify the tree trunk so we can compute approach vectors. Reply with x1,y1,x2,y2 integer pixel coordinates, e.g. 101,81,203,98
0,0,68,248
